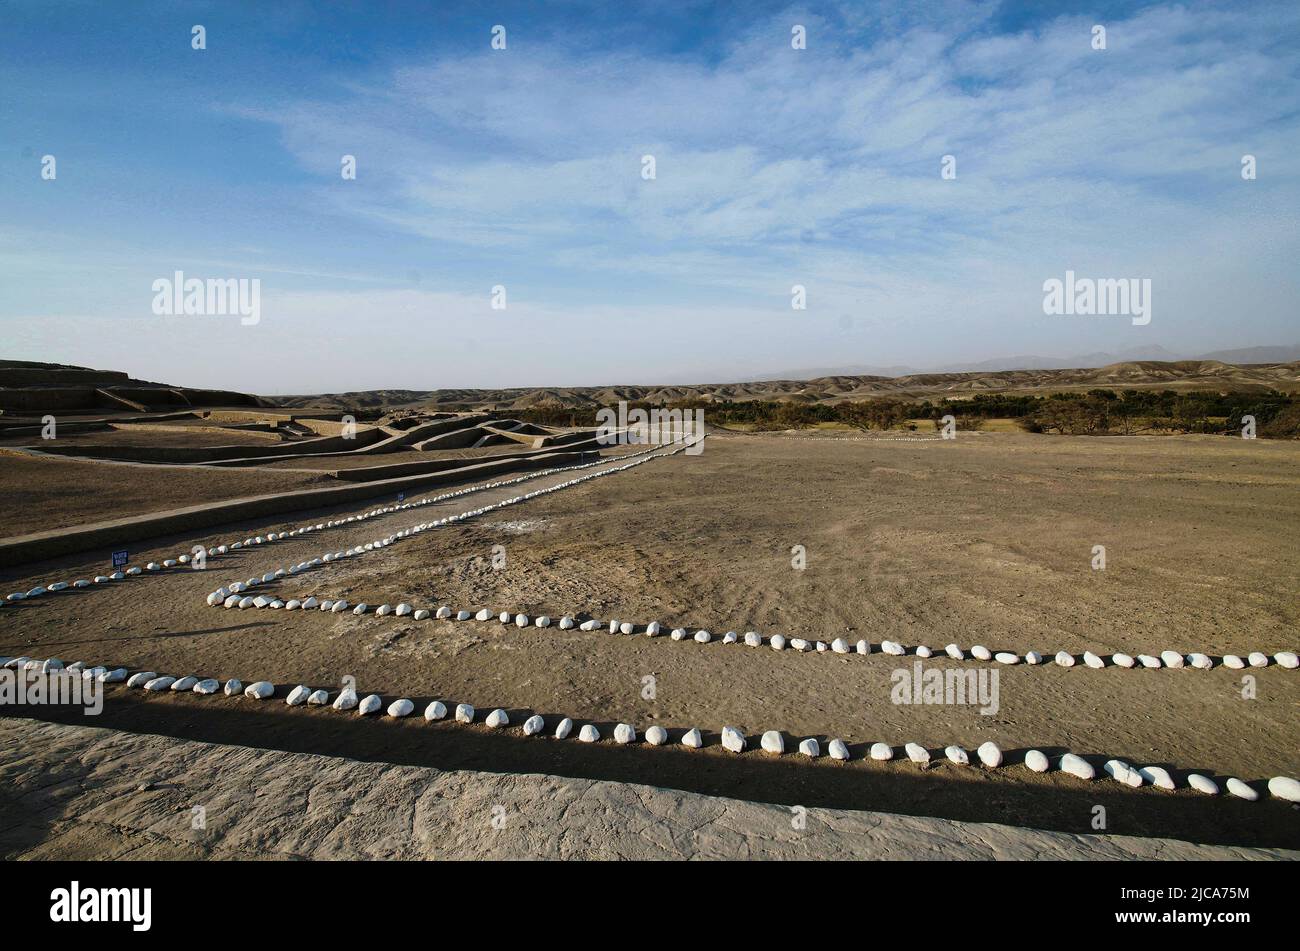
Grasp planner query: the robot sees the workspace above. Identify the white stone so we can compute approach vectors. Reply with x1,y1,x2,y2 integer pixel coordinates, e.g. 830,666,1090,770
1024,750,1050,772
831,638,849,654
170,676,198,692
721,726,746,753
694,630,712,644
1188,652,1213,669
1083,651,1105,669
770,635,786,650
579,620,600,631
620,622,635,635
681,727,702,748
376,604,393,616
614,723,637,744
302,597,319,609
424,700,447,721
905,742,930,764
387,698,414,718
1025,651,1043,665
332,688,358,711
869,742,893,761
1104,759,1143,787
1220,653,1245,669
744,632,762,647
474,608,492,621
760,730,784,754
42,658,64,673
99,668,128,684
1054,651,1075,667
515,614,530,628
798,738,820,758
244,681,274,699
828,739,850,760
1160,650,1184,668
971,645,992,661
192,678,220,695
994,652,1020,665
143,676,176,692
977,742,1002,768
394,603,413,617
1060,754,1095,780
645,725,668,745
331,601,349,613
353,604,369,615
856,640,869,655
413,610,430,621
486,708,509,728
790,638,810,652
224,679,243,696
1266,776,1300,802
308,689,329,705
558,615,575,629
915,645,932,658
1226,778,1258,801
645,621,660,636
455,703,475,723
358,694,383,715
456,611,473,621
1112,652,1135,668
881,640,905,656
1275,651,1298,669
723,631,738,644
1137,654,1161,668
1138,766,1175,790
578,724,600,743
945,644,964,660
286,685,311,706
522,714,544,735
945,745,970,766
555,717,574,739
1247,652,1269,668
1187,773,1218,795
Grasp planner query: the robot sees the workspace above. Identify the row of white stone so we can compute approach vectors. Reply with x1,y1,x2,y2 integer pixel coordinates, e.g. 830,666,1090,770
207,590,1300,674
4,440,678,607
7,654,1297,804
200,438,703,610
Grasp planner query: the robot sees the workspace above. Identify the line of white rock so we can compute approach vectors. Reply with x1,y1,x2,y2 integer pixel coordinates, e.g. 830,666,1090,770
199,439,703,609
6,654,1296,804
211,590,1300,674
4,441,681,607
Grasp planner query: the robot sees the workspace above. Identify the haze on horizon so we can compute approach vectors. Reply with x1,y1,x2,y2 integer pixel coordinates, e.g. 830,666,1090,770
3,0,1298,394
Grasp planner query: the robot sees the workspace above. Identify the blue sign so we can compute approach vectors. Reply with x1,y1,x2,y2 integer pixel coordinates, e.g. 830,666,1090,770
112,550,129,568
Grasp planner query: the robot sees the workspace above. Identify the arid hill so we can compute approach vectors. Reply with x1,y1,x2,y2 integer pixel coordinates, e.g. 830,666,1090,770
265,360,1300,414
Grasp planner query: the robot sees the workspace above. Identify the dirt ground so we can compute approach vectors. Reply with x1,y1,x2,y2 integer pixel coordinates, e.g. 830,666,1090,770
1,431,1297,848
0,451,331,537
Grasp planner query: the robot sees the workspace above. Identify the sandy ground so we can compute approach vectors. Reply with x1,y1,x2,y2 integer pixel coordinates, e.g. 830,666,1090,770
3,719,1291,860
0,452,330,537
1,431,1297,849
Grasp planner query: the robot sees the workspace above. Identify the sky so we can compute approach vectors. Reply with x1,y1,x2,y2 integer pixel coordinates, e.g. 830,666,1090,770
1,0,1298,393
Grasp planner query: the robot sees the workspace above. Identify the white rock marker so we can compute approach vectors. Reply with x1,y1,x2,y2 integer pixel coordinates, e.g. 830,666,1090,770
332,688,358,711
1247,652,1269,668
386,698,414,718
770,635,787,651
1137,655,1161,669
828,739,849,761
994,652,1020,665
856,640,869,654
1112,653,1135,668
945,644,964,660
1054,651,1075,667
945,745,970,766
645,621,660,636
358,694,383,715
614,723,636,744
224,679,243,696
881,640,905,656
286,685,311,706
869,742,893,761
144,676,176,692
1226,778,1258,801
308,689,329,705
1060,754,1095,780
1222,654,1245,670
1187,773,1219,795
99,668,128,684
1160,650,1185,669
721,726,746,753
970,645,992,661
831,638,849,654
578,724,600,743
244,681,274,700
723,631,738,644
486,708,509,728
1024,750,1050,772
1188,652,1213,670
798,738,820,758
681,727,702,749
1266,776,1300,802
170,676,198,692
645,725,668,746
558,616,575,630
127,671,157,688
905,742,930,764
515,614,529,628
476,608,493,622
1083,651,1105,669
744,632,762,647
1138,766,1175,790
977,742,1002,768
455,703,475,723
555,717,574,740
193,679,220,695
1275,651,1298,669
518,714,543,735
760,731,784,754
1025,651,1043,665
915,645,932,658
424,700,447,721
1103,759,1143,787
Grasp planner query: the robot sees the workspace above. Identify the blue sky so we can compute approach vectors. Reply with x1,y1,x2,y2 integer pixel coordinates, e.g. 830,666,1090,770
2,0,1297,392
